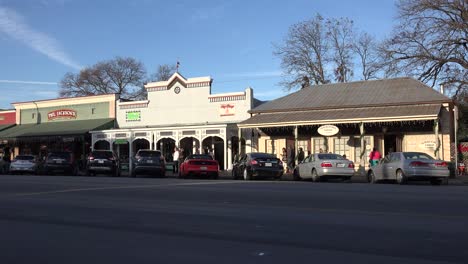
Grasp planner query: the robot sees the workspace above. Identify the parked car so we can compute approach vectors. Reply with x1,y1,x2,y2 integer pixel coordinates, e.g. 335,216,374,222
131,149,166,177
367,152,449,185
232,152,283,180
86,150,120,176
293,153,355,182
43,151,77,176
179,154,219,179
9,155,41,175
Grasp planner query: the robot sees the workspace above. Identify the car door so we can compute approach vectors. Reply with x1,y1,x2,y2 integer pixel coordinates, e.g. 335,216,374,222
372,156,388,181
299,155,313,179
383,153,399,179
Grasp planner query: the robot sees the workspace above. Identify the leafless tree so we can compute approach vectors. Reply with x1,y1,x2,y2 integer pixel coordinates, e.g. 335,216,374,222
353,32,383,80
149,64,176,82
327,17,354,82
273,14,330,90
381,0,467,97
59,57,147,100
274,14,358,90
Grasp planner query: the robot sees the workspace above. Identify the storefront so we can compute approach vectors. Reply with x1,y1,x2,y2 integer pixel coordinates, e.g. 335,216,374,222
91,72,256,170
0,109,16,162
238,78,455,174
0,94,118,165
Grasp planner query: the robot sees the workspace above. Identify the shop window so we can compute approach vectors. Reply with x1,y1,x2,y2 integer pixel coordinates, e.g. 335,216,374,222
266,140,275,154
354,136,371,164
297,140,309,155
313,138,326,153
32,113,35,119
92,108,96,114
334,137,350,156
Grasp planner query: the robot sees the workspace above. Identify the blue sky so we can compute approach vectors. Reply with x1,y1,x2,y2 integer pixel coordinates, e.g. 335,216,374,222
0,0,397,109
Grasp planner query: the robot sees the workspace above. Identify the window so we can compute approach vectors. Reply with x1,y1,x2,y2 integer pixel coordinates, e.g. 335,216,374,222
354,136,371,164
32,113,36,119
92,108,96,114
334,137,350,156
266,140,275,154
313,138,326,153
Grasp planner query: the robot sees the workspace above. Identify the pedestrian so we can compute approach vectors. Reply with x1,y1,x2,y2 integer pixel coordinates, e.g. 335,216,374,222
281,147,288,171
172,147,179,173
297,147,305,164
369,148,381,166
178,148,185,167
319,148,324,153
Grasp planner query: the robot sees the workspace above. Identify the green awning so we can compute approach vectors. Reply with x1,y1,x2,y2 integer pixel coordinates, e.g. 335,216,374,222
0,118,114,139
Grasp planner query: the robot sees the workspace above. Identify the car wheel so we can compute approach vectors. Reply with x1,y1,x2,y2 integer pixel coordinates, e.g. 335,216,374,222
293,169,301,181
232,169,237,180
342,176,352,183
396,169,406,185
368,170,377,184
312,169,320,182
243,168,251,180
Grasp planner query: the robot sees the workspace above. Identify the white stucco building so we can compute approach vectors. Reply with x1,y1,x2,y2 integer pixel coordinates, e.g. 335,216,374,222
91,72,257,170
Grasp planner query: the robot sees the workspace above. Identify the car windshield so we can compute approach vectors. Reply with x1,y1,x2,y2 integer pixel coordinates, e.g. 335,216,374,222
92,151,113,158
318,154,345,160
48,152,71,160
403,152,434,160
137,151,161,157
15,155,35,160
187,154,213,160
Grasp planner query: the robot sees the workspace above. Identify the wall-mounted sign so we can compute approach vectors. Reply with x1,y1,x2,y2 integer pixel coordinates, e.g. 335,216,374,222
114,139,128,145
421,140,436,149
48,109,77,121
317,125,339,136
126,111,141,122
220,104,235,116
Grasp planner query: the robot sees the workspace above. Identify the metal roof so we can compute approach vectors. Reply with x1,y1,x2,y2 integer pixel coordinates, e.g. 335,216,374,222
251,78,450,113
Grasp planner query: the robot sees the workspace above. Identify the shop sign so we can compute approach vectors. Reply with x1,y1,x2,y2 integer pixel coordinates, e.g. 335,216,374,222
220,104,235,116
114,139,128,145
317,125,339,136
48,109,77,121
421,140,436,149
62,137,74,142
126,111,141,122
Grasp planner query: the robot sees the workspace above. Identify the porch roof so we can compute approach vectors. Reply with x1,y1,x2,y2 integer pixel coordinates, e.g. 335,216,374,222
0,118,114,139
238,104,441,128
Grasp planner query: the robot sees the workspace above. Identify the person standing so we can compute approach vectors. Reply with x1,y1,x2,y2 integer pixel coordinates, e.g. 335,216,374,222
281,147,288,172
369,148,381,167
287,146,295,173
297,147,305,163
173,147,179,173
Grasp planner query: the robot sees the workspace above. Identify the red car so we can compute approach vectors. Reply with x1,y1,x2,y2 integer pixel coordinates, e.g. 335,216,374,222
178,154,219,179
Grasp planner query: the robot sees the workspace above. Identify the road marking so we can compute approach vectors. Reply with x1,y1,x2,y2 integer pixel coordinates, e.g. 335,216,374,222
13,180,248,197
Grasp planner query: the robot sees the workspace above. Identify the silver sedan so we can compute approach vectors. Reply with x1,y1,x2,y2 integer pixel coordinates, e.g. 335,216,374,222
293,153,355,182
367,152,449,185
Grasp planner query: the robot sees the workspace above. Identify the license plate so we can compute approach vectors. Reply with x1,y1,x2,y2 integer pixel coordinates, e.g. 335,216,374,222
147,160,153,163
200,166,207,170
98,160,104,164
265,163,272,167
336,163,345,168
56,160,63,164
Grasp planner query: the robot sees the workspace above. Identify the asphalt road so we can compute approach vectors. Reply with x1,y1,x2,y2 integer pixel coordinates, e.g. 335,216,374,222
0,174,467,264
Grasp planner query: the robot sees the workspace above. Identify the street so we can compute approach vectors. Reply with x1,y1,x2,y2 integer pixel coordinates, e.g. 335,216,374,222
0,174,467,264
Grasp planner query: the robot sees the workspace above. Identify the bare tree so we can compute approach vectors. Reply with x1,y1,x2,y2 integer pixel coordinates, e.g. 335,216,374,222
381,0,467,97
353,32,383,80
59,57,147,100
149,64,176,82
327,17,354,82
273,14,329,90
274,14,357,90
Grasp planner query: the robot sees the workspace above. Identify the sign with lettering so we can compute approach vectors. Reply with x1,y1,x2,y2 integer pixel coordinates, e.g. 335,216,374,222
421,140,436,149
126,111,141,121
48,109,77,121
220,104,235,116
317,125,339,136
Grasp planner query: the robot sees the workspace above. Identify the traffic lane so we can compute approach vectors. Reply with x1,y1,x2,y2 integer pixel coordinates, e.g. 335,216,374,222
0,179,467,263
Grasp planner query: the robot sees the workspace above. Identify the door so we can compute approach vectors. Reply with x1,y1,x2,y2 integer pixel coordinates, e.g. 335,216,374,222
299,154,313,179
383,153,399,179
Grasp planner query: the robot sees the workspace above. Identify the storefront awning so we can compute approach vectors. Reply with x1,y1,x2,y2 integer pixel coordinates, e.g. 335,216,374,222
0,118,114,139
239,104,441,128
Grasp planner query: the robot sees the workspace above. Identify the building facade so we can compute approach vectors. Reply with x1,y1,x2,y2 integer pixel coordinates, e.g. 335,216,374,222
239,78,455,174
91,72,256,170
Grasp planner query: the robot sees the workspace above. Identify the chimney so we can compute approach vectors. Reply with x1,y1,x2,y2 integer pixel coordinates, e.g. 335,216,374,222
439,84,444,95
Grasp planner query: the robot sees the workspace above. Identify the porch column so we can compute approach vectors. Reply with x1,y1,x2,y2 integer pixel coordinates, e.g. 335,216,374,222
238,128,242,155
359,122,366,176
294,126,298,157
129,134,133,173
227,137,232,170
434,119,440,159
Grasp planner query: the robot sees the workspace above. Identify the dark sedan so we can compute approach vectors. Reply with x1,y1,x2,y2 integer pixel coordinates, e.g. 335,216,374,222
131,149,166,178
232,152,283,180
43,151,77,176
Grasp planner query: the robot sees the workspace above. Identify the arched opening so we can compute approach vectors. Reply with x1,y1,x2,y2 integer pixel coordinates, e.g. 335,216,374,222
202,136,225,170
94,140,110,150
132,138,150,156
113,140,129,163
156,138,176,162
179,137,200,160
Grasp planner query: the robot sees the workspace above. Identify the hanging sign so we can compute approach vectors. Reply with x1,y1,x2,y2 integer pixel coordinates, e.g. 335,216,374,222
48,109,77,121
317,125,339,136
